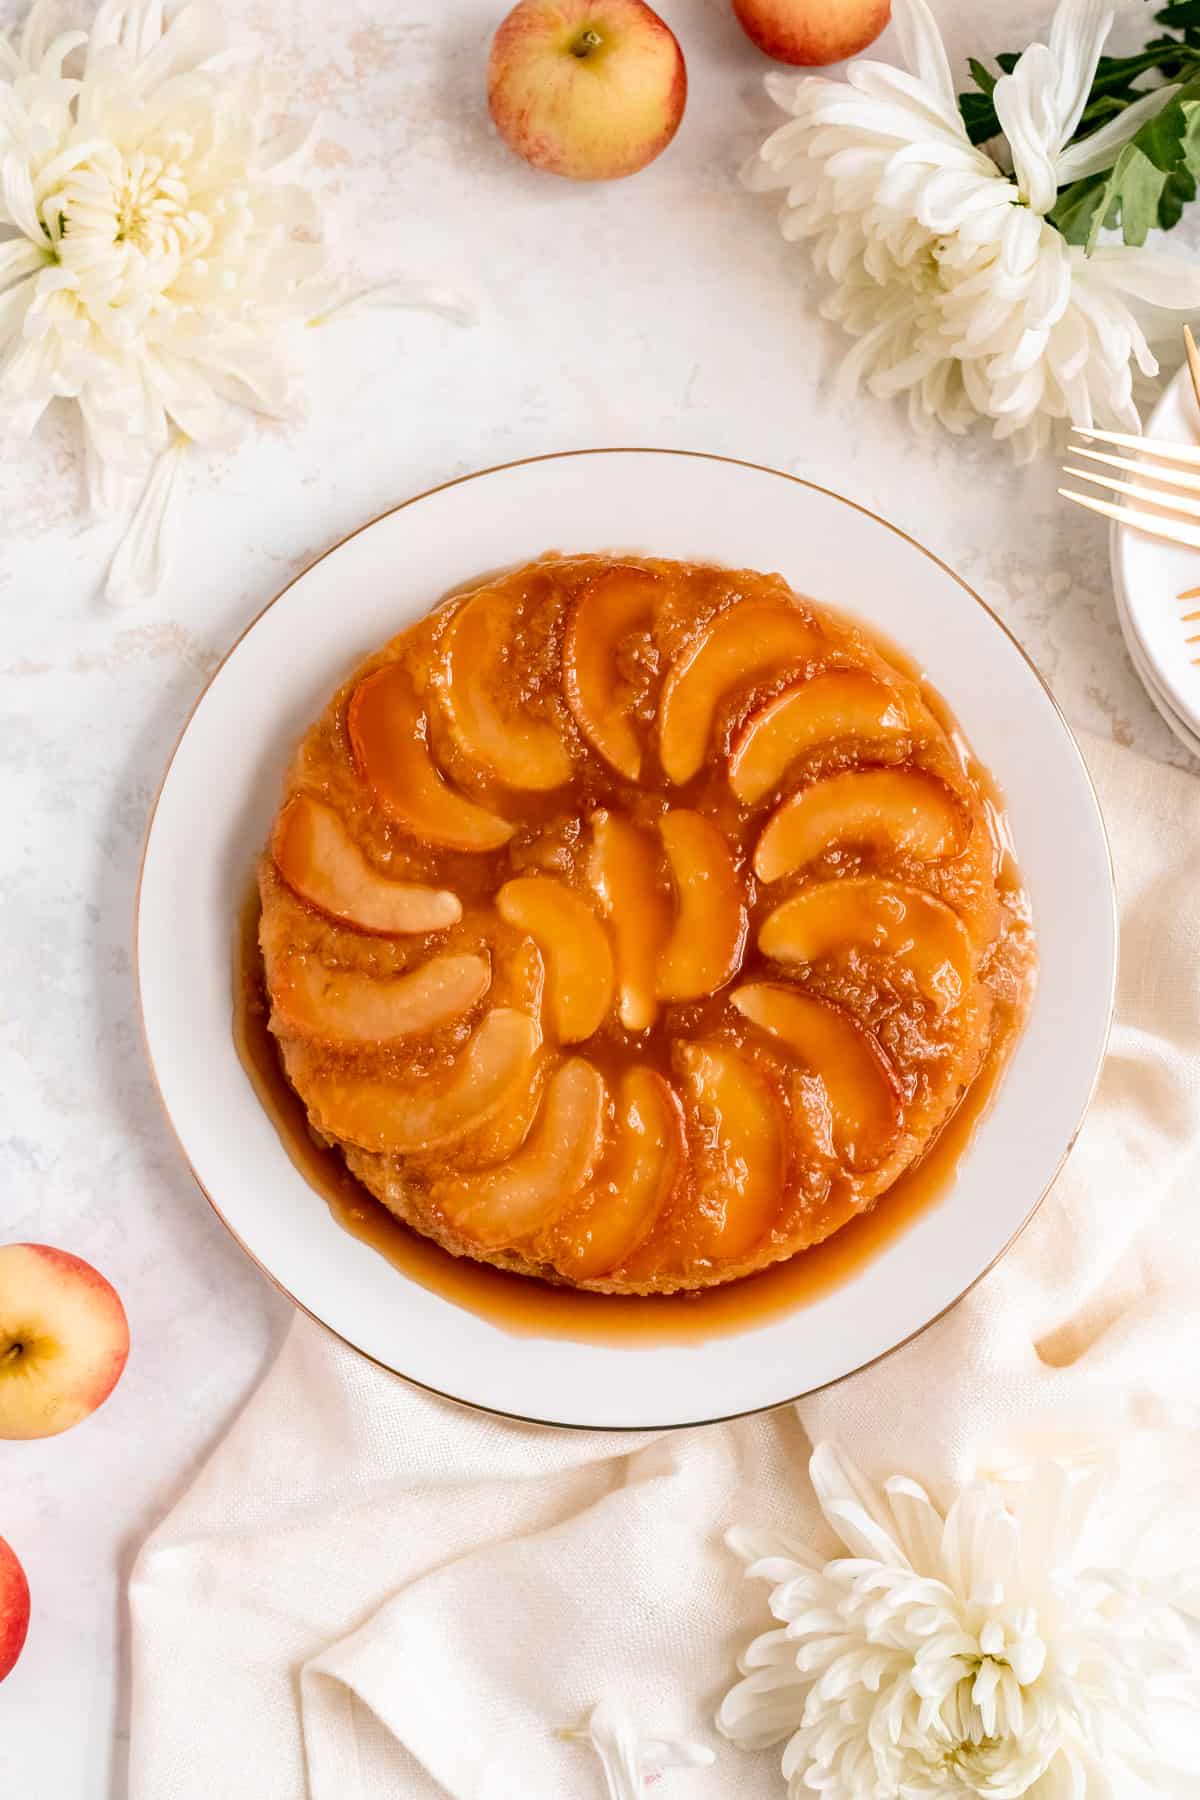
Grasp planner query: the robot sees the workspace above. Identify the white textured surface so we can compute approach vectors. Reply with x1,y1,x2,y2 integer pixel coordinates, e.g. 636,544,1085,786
0,1,1194,1794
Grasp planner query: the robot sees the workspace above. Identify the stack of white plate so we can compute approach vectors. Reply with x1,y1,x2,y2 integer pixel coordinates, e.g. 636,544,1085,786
1110,364,1200,759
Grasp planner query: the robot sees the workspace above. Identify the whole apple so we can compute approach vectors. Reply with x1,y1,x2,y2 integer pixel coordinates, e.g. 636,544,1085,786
488,0,687,181
0,1537,30,1683
0,1244,129,1440
731,0,890,65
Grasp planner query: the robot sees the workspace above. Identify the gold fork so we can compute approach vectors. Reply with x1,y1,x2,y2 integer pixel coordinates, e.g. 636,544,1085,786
1059,325,1200,549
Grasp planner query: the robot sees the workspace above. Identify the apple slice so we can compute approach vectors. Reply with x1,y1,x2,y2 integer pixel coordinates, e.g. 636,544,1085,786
272,951,491,1045
438,587,574,791
563,563,660,780
658,599,822,784
272,795,462,935
728,671,909,805
732,983,900,1170
551,1069,684,1279
497,876,614,1043
347,663,514,851
656,810,747,1002
588,810,672,1031
754,768,969,883
445,1048,551,1171
676,1042,786,1261
303,1008,540,1154
436,1058,608,1247
760,878,973,1011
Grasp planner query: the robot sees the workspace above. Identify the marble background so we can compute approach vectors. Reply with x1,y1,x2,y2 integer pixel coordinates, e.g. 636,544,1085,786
1,0,1196,1793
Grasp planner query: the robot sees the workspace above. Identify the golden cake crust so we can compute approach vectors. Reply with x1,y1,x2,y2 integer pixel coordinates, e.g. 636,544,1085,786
258,554,1035,1295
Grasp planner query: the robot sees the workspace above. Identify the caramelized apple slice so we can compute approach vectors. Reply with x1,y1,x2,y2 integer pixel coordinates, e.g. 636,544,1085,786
588,810,672,1031
438,587,573,791
729,672,908,805
497,876,614,1043
272,795,461,935
676,1042,786,1261
447,1048,550,1171
563,564,659,780
656,811,747,1002
437,1058,608,1247
658,599,822,784
347,663,513,851
732,983,900,1170
754,768,968,883
272,951,490,1045
760,878,973,1011
552,1070,684,1279
303,1008,539,1153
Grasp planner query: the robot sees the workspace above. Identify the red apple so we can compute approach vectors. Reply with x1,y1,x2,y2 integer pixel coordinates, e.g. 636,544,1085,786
0,1244,129,1440
731,0,890,65
0,1537,30,1683
488,0,687,181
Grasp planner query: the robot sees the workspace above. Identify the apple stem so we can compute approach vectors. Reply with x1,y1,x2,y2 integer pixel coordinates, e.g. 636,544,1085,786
571,27,603,57
1,1342,22,1365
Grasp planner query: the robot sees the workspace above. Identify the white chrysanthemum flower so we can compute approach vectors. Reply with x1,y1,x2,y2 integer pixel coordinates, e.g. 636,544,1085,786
0,0,467,601
744,0,1200,460
718,1444,1200,1798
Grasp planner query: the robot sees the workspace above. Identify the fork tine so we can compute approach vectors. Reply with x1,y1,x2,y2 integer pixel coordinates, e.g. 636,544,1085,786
1185,324,1200,413
1069,444,1200,497
1061,466,1200,519
1071,425,1200,468
1058,487,1200,549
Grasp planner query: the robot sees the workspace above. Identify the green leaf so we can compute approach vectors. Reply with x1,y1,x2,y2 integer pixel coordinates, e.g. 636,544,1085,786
959,92,1000,144
1157,1,1200,26
1160,161,1198,229
1107,144,1179,243
1082,83,1200,248
956,53,1024,145
957,57,1003,144
1049,173,1115,244
966,55,997,96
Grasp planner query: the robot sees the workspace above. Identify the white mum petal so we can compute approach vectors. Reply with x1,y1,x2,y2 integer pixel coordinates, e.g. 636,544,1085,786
313,279,476,328
846,62,969,144
1048,0,1115,150
1081,246,1200,312
84,429,140,516
35,29,88,78
19,0,59,64
890,0,958,121
883,1476,947,1577
1056,82,1181,185
741,1628,800,1670
253,112,322,177
810,1444,909,1565
104,437,185,607
2,150,45,241
994,46,1061,214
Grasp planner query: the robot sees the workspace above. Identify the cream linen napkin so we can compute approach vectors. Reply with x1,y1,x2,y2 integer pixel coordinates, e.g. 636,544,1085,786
129,734,1200,1800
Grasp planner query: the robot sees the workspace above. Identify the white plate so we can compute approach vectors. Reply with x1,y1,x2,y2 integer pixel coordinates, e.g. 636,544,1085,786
137,450,1115,1430
1111,363,1200,743
1113,565,1200,758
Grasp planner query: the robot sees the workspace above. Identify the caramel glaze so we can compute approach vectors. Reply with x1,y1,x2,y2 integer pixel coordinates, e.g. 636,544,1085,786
256,556,1040,1297
235,883,1029,1347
